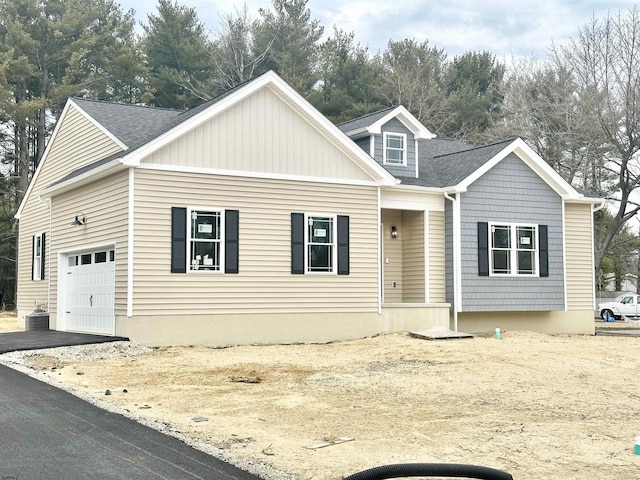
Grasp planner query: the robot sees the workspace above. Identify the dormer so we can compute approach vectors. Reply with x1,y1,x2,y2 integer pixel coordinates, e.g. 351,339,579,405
338,106,436,178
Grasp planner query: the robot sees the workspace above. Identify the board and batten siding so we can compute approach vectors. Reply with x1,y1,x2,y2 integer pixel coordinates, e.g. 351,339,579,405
142,86,373,182
402,211,425,302
49,170,129,316
17,104,124,315
459,153,565,311
132,169,379,316
564,202,595,310
428,210,446,303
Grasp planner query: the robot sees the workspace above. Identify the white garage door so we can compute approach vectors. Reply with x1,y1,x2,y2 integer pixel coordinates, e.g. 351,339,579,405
64,248,115,335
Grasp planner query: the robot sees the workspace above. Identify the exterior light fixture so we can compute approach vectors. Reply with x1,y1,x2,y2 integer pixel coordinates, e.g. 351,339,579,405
391,225,398,239
71,213,86,226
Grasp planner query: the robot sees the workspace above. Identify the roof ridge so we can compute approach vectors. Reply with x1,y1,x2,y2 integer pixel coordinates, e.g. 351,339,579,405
433,137,517,158
71,97,181,113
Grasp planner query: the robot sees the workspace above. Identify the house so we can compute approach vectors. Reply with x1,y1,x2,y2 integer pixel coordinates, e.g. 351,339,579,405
15,71,603,346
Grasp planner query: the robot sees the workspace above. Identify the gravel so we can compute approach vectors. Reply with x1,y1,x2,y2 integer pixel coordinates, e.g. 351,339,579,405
0,341,295,480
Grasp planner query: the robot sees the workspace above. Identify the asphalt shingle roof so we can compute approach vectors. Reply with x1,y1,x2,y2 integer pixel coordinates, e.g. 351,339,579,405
70,98,181,149
57,76,515,191
336,107,396,133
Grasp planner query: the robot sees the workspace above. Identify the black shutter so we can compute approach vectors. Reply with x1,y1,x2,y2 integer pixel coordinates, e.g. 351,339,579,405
31,235,35,281
171,207,187,273
225,210,239,274
337,215,350,275
41,233,46,280
478,222,489,276
539,224,549,277
291,213,304,274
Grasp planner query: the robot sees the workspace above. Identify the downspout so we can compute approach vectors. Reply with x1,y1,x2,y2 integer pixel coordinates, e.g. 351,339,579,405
444,192,459,332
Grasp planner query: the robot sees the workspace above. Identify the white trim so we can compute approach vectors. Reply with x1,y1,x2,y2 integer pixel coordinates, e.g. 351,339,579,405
68,99,129,151
415,139,419,178
383,132,407,166
455,138,581,199
377,187,382,314
136,162,384,187
424,210,429,303
186,207,225,273
561,201,568,311
345,106,436,140
57,241,116,334
15,100,127,219
369,135,375,157
127,168,134,317
444,192,461,328
32,232,44,281
488,222,540,277
120,71,396,187
304,213,338,275
40,159,126,198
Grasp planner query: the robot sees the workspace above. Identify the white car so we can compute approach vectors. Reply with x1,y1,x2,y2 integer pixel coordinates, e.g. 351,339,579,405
598,293,640,320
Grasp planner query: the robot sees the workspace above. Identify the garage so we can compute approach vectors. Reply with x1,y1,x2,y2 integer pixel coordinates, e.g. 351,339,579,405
61,247,115,335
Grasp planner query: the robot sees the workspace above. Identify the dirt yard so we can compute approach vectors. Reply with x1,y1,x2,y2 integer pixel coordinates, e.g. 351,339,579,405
1,313,640,480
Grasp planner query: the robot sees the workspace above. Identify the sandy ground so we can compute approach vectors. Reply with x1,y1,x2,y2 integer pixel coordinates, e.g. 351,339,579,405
2,314,640,480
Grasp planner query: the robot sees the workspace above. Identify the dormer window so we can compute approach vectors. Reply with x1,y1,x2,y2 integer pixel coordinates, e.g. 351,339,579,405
383,132,406,166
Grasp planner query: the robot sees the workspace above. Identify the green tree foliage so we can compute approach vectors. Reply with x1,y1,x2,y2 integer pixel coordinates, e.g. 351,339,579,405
442,51,505,141
0,0,142,308
252,0,323,94
309,28,384,123
376,39,452,134
142,0,213,108
0,0,142,204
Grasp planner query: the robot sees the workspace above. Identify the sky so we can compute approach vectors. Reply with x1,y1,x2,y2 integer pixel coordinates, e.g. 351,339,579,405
118,0,640,61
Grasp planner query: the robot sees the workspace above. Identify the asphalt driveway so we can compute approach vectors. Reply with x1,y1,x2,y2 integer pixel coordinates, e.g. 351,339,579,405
0,330,128,354
0,363,261,479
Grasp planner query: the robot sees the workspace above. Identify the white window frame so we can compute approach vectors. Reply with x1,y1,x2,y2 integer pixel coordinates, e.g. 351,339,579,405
33,233,43,281
383,132,407,166
489,222,539,276
305,213,337,274
186,207,225,273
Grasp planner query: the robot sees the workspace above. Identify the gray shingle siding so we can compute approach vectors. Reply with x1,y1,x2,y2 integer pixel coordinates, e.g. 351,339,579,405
458,154,565,311
354,136,370,154
373,118,416,178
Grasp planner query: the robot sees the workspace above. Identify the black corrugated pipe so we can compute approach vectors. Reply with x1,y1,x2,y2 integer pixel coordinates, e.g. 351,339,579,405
343,463,513,480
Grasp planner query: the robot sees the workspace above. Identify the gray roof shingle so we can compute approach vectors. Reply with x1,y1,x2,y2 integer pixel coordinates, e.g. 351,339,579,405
71,98,181,149
58,76,515,191
336,107,396,134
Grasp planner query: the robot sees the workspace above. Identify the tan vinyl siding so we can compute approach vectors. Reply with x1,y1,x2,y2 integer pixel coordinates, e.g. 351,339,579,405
564,202,595,310
382,209,403,302
133,169,379,315
428,210,446,302
402,211,425,302
143,87,373,182
49,170,129,316
17,104,124,314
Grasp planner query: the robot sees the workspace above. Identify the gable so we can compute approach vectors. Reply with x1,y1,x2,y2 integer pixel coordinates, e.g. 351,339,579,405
16,102,124,218
140,86,377,183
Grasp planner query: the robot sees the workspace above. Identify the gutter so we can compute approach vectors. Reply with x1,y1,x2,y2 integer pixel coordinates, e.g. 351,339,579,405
39,158,126,199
